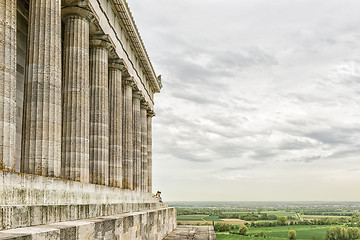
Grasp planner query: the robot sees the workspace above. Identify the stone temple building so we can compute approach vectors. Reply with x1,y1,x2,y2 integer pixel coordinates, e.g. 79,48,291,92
0,0,177,239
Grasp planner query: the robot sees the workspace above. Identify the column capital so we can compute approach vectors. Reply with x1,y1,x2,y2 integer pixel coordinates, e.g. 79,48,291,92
132,90,142,100
123,77,136,88
109,58,128,72
147,110,155,118
90,35,113,51
62,6,96,23
141,100,150,110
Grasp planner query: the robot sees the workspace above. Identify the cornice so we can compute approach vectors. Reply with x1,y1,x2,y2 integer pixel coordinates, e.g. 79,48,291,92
110,0,162,93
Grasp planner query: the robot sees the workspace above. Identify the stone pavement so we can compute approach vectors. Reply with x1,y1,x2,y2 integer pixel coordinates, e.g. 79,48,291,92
164,226,216,240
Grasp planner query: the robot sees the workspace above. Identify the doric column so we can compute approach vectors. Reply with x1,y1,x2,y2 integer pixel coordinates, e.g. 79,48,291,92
0,0,16,171
122,79,134,189
109,59,123,188
147,111,155,193
140,102,148,192
61,7,93,182
132,91,141,191
89,37,110,185
22,0,62,177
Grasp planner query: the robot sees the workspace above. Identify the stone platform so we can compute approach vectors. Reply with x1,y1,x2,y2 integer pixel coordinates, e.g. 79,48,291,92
0,171,169,232
164,226,216,240
0,207,176,239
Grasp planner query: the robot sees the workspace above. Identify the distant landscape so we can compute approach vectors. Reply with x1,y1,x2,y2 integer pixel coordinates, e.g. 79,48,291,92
169,201,360,239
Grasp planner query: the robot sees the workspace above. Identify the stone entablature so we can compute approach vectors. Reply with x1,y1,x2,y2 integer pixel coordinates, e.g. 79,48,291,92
85,0,161,108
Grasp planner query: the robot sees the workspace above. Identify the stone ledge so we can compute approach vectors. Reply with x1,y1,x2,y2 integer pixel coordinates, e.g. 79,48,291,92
0,207,176,240
0,202,168,231
0,171,158,205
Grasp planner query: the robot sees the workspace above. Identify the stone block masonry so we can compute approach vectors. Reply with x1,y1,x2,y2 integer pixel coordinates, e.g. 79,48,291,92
0,208,177,240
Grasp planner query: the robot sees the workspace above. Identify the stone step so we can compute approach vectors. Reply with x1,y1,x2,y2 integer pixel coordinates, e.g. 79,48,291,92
0,202,168,231
0,207,176,240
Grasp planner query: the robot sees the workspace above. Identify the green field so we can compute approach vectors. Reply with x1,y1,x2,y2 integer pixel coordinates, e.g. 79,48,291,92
177,214,223,222
217,234,277,240
260,211,296,217
203,215,222,221
217,225,344,239
177,215,208,221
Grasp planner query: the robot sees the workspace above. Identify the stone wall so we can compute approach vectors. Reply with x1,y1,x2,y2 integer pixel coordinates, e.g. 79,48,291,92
0,207,177,240
0,171,172,231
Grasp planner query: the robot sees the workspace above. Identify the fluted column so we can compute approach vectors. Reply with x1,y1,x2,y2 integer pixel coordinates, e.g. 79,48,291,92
0,0,16,171
147,111,155,193
22,0,62,177
109,60,123,188
89,38,110,185
61,7,93,182
132,92,141,191
122,79,134,189
140,102,148,192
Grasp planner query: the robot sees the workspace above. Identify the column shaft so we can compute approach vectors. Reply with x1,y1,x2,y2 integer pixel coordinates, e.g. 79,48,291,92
89,45,109,185
147,114,154,193
61,13,90,182
0,0,16,171
122,81,133,189
22,0,62,177
140,105,148,192
109,63,123,188
132,93,141,191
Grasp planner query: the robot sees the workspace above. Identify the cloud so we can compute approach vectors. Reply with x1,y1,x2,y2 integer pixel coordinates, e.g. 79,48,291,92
128,0,360,201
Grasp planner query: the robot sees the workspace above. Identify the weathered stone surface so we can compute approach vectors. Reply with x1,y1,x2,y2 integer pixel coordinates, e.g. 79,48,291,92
61,8,92,183
147,113,154,193
123,80,134,189
1,0,169,238
89,38,110,186
132,92,141,191
22,0,62,177
108,60,123,188
140,104,148,192
0,171,161,206
0,208,176,240
0,0,16,171
15,1,29,173
0,202,168,231
0,171,169,230
164,226,216,240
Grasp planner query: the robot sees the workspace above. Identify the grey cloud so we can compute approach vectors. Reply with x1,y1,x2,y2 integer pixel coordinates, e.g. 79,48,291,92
129,0,360,200
208,48,278,74
306,127,359,145
159,55,230,90
250,149,279,161
285,155,323,163
278,139,316,150
220,164,259,172
158,145,214,163
329,146,360,159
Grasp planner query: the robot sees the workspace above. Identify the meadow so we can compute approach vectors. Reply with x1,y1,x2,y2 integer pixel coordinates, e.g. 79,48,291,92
260,211,296,217
176,215,209,221
216,225,342,239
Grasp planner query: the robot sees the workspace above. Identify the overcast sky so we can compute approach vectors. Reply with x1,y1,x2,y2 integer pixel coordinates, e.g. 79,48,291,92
127,0,360,201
